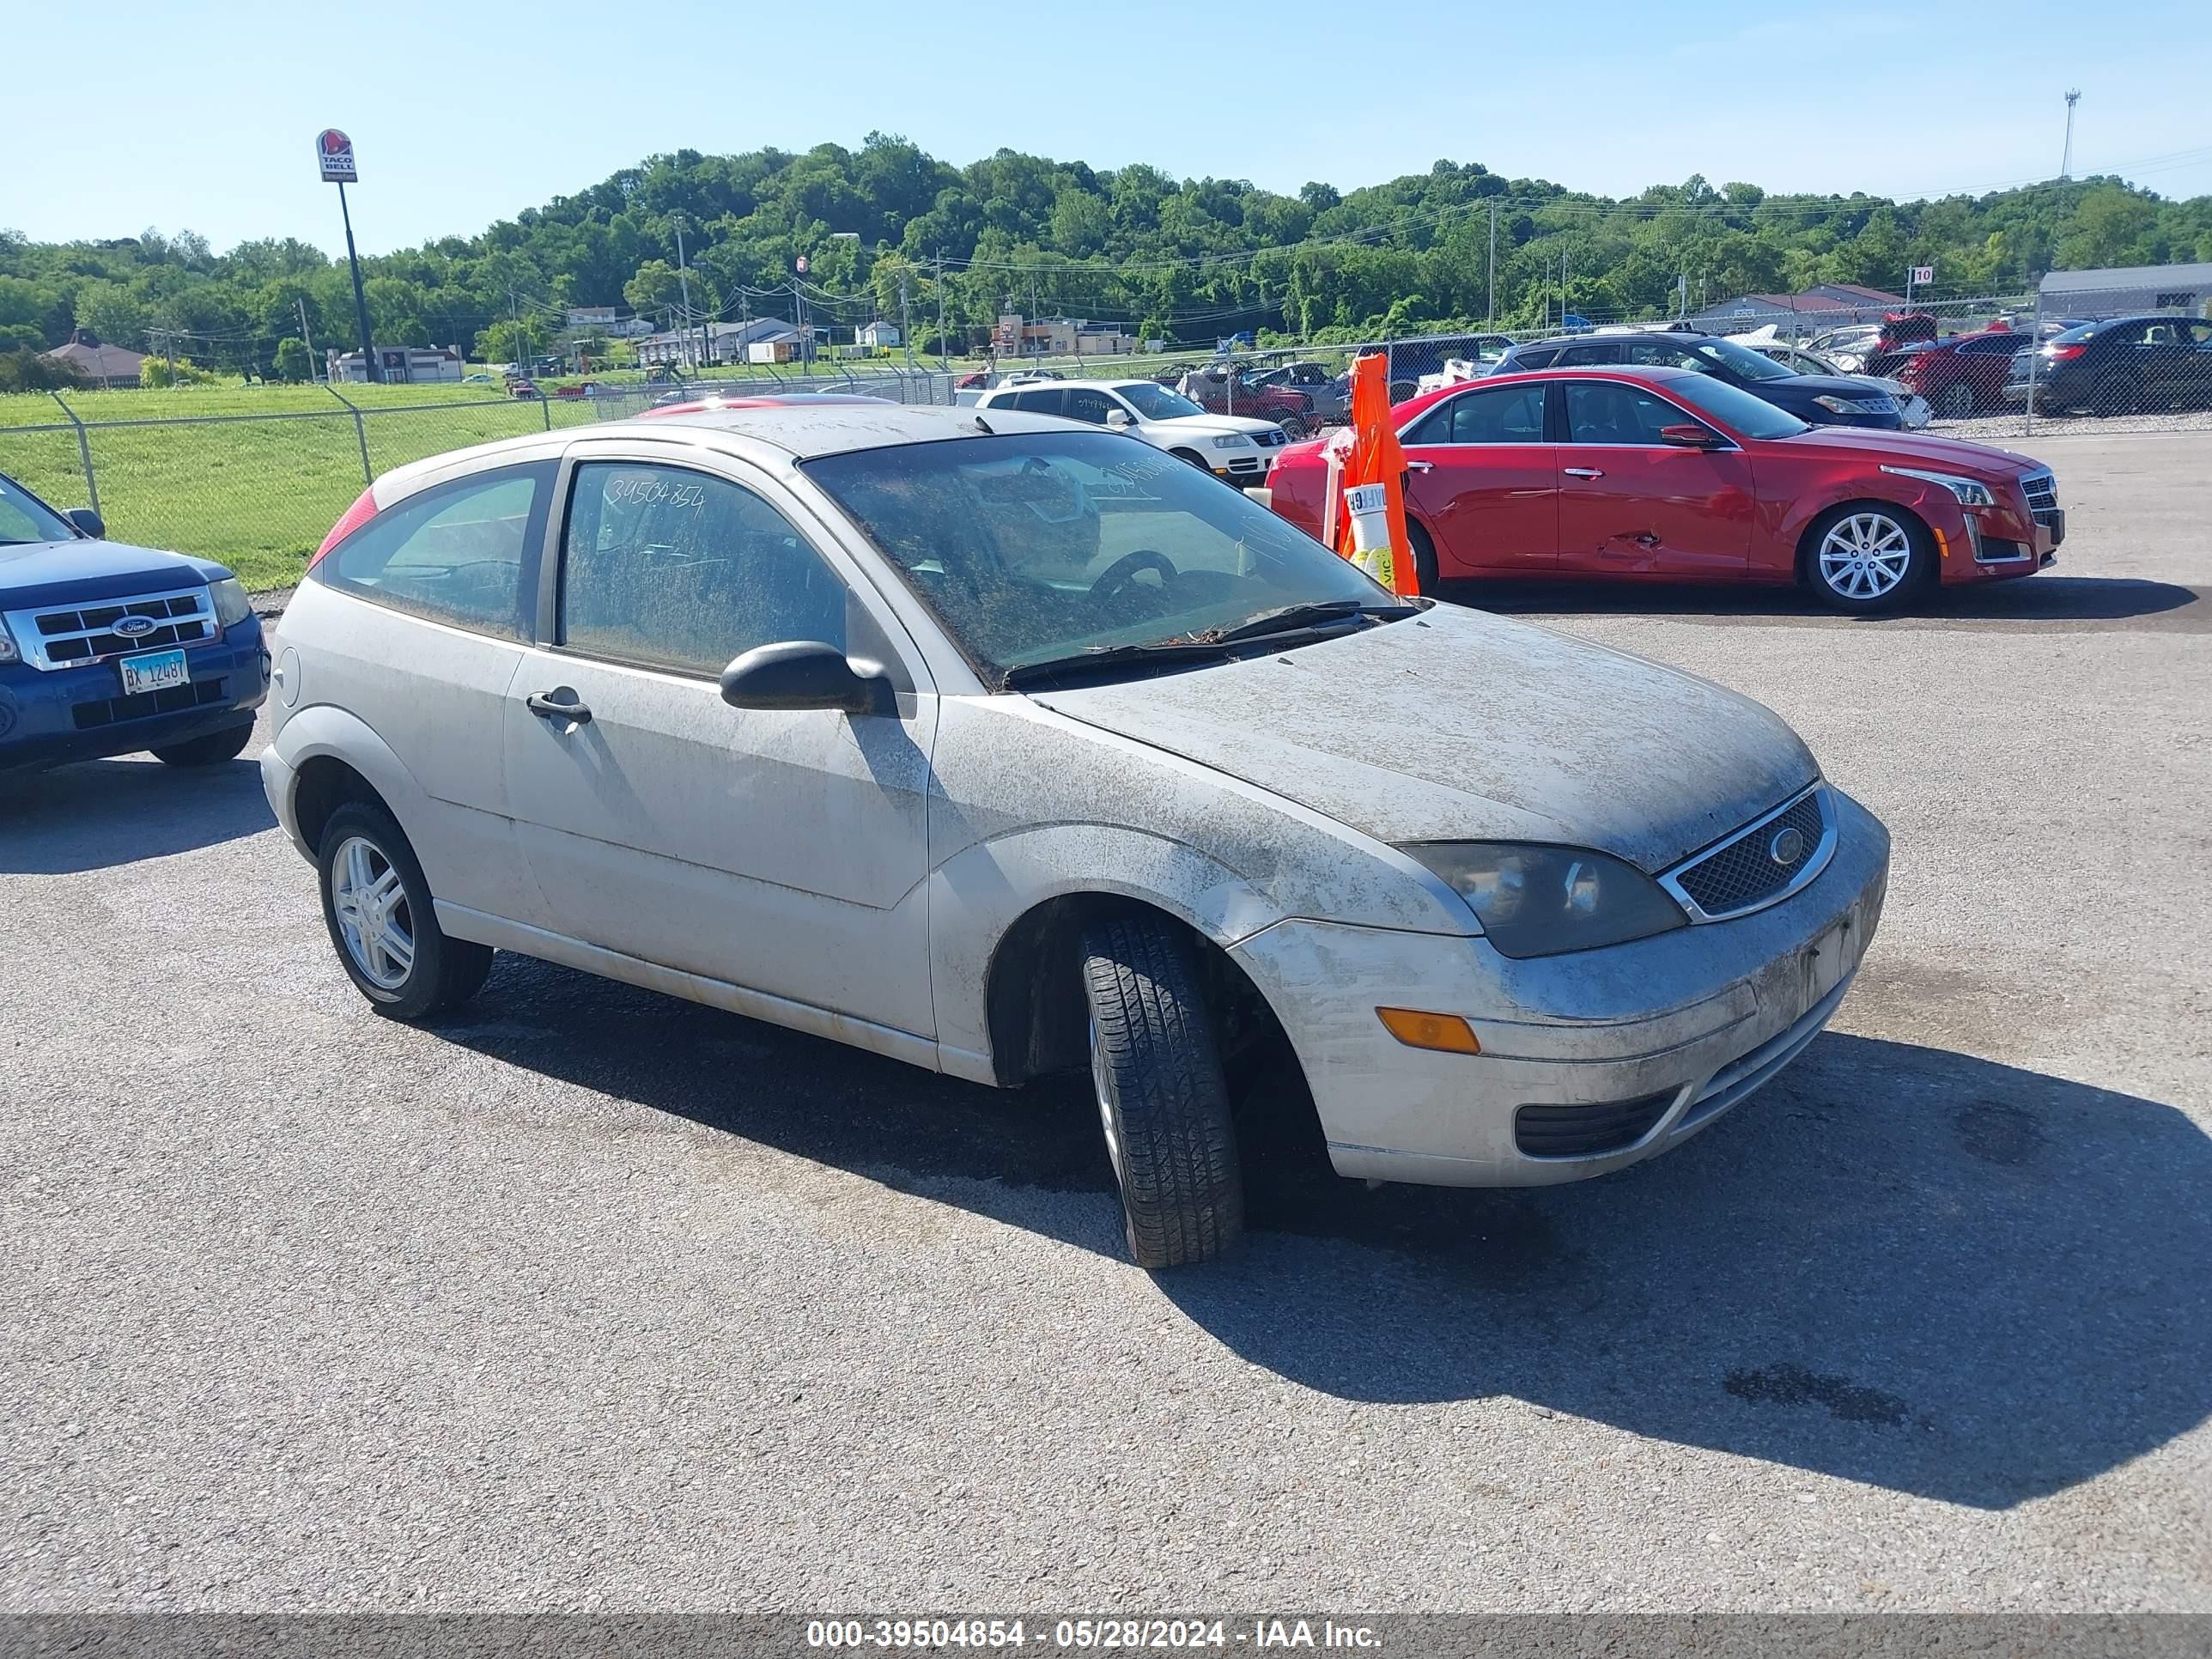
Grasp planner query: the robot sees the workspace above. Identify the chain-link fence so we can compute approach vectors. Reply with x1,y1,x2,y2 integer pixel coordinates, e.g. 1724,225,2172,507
3,293,2203,592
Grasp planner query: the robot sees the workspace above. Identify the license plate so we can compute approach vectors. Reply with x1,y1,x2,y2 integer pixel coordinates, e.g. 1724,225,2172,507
119,647,188,696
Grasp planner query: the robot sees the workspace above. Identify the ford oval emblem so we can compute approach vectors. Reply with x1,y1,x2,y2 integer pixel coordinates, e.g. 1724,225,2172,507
1769,825,1808,866
112,614,160,639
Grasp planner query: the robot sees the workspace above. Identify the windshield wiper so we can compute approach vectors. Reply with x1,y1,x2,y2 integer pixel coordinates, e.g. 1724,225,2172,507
1207,599,1417,644
1001,638,1234,690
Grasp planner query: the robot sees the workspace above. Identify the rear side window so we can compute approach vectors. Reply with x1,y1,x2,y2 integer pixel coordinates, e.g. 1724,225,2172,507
1555,342,1625,367
1407,383,1547,445
1511,346,1559,370
1013,388,1066,414
557,461,848,676
318,465,548,640
1561,381,1698,446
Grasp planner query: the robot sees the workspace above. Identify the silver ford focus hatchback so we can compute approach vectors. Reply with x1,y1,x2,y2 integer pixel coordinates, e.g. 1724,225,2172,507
263,404,1889,1269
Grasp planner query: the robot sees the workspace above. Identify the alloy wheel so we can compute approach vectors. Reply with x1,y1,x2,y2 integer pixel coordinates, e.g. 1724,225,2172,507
1816,513,1914,602
329,835,416,991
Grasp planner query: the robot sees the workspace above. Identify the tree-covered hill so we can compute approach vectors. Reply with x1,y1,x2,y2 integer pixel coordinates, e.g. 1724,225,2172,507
4,134,2207,374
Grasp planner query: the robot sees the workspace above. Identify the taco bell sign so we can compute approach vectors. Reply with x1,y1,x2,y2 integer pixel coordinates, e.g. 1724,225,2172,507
316,128,358,184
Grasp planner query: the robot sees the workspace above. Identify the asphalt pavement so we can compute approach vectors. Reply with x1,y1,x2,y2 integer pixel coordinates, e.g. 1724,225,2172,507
2,431,2206,1613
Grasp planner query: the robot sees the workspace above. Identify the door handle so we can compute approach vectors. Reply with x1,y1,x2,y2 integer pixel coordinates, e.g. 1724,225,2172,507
526,690,592,725
1405,459,1434,473
1564,466,1605,479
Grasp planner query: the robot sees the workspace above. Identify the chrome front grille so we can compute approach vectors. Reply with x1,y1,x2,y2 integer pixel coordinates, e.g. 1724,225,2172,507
1662,787,1836,923
4,586,216,672
2021,470,2059,530
1252,428,1288,447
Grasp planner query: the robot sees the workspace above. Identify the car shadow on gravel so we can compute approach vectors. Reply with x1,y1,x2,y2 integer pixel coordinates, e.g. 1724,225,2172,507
428,953,2211,1510
0,755,273,873
1441,574,2205,631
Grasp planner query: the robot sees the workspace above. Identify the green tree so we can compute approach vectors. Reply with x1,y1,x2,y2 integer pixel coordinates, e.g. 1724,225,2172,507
273,336,313,381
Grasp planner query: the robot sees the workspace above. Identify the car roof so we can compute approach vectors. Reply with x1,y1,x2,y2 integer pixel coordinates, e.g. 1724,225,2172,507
617,401,1079,456
982,377,1152,395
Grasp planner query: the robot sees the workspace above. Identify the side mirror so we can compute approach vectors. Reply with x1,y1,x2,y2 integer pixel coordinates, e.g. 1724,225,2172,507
1658,423,1723,449
719,640,895,717
1105,408,1134,429
67,507,105,538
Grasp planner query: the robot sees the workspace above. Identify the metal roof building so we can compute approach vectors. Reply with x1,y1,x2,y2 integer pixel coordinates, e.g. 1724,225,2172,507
2039,263,2212,318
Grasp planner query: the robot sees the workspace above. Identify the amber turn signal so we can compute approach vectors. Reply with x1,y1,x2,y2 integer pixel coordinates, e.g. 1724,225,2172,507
1375,1007,1482,1054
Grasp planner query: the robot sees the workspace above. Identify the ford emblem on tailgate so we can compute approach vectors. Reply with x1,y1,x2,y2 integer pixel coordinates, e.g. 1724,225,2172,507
112,615,159,638
1768,825,1807,866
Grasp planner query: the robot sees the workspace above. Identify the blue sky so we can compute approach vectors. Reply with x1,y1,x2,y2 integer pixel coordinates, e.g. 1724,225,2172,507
8,0,2209,257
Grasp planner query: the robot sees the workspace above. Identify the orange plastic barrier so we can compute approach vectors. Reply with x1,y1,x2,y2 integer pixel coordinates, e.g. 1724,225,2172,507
1321,353,1419,597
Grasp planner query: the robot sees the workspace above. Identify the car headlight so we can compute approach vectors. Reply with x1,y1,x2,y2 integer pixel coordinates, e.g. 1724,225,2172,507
1211,434,1250,449
208,577,253,628
0,617,17,664
1879,465,1994,507
1812,393,1897,416
1401,842,1687,958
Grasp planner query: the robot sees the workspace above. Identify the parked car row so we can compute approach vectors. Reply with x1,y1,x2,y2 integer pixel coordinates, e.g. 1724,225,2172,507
16,359,2075,1273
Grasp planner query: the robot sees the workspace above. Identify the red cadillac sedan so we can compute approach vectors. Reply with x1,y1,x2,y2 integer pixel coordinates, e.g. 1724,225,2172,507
1263,366,2063,612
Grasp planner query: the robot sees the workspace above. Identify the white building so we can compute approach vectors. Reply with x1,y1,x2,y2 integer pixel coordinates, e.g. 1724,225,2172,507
2039,263,2212,319
858,320,902,349
327,345,464,384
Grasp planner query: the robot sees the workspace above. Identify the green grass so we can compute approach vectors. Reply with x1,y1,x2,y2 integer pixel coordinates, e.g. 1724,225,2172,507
0,381,603,589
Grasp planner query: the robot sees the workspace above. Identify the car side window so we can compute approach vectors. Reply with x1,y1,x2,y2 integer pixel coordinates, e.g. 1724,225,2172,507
1013,388,1066,415
1512,346,1559,370
1555,342,1624,367
558,461,848,676
1064,388,1115,425
1561,381,1694,446
1624,340,1708,372
1408,383,1547,445
318,465,546,640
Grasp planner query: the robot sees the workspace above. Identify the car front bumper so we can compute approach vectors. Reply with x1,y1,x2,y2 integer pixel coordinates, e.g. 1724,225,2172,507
0,619,268,772
1229,787,1891,1187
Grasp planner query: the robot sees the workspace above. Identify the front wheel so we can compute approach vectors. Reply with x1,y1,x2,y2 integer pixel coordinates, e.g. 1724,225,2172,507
317,801,493,1020
151,720,253,768
1081,915,1244,1270
1802,503,1933,614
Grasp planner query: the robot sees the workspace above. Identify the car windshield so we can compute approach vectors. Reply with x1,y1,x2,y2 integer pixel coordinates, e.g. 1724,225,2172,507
802,431,1391,680
0,474,76,545
1115,382,1206,421
1662,374,1813,439
1696,338,1796,382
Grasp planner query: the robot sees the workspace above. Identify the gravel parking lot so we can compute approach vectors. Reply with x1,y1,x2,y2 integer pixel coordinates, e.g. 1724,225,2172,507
3,432,2207,1613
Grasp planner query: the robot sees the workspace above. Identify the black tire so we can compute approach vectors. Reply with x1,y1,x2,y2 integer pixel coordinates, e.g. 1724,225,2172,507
151,720,253,768
1405,516,1441,597
1275,415,1309,441
1081,915,1244,1270
1799,501,1935,615
316,801,493,1020
1939,381,1974,419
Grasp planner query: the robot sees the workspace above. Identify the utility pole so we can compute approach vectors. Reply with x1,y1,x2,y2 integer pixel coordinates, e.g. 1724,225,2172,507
899,267,912,368
508,285,526,374
672,217,694,370
297,296,317,380
2061,88,2081,180
935,253,948,368
1486,202,1498,328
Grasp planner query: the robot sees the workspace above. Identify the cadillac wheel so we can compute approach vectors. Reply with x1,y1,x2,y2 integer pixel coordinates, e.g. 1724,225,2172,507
315,802,493,1019
1805,504,1929,614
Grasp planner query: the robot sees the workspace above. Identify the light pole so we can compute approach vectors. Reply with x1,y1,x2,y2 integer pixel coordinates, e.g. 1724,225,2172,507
2061,88,2081,180
672,216,695,370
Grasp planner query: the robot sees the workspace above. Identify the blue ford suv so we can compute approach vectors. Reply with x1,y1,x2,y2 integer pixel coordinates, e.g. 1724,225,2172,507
1,471,267,773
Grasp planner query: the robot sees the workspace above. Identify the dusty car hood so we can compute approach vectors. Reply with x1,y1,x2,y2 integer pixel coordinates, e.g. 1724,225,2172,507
1027,603,1819,873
